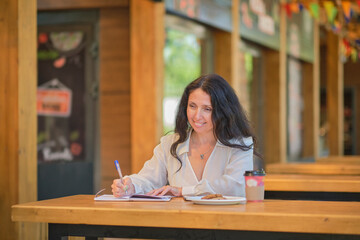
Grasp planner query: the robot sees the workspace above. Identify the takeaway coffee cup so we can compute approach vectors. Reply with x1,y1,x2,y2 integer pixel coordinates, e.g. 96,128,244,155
244,169,266,202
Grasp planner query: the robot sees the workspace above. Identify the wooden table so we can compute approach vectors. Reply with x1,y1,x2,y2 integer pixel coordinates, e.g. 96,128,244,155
11,195,360,240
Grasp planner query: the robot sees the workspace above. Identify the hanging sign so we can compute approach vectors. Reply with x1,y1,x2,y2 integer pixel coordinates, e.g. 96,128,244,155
37,79,72,117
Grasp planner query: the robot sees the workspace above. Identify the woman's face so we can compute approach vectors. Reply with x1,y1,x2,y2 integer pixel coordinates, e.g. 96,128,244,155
187,88,214,135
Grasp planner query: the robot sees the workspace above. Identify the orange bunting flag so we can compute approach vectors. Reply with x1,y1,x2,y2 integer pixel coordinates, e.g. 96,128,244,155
341,1,351,19
324,1,337,24
290,3,300,13
309,3,319,19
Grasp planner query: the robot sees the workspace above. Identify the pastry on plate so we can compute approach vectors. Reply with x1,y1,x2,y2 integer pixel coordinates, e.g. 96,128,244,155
201,194,226,200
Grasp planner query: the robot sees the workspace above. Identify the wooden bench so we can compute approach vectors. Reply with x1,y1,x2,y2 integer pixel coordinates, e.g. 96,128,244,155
316,156,360,164
265,174,360,193
264,163,360,201
264,174,360,201
266,163,360,175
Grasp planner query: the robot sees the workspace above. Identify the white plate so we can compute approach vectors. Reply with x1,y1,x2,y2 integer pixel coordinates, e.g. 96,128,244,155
184,196,246,205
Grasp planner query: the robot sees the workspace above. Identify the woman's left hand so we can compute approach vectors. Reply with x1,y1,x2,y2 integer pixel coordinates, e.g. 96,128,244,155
147,185,182,197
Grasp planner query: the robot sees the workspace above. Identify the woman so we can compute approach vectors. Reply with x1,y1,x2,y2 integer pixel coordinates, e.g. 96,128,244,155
112,74,259,197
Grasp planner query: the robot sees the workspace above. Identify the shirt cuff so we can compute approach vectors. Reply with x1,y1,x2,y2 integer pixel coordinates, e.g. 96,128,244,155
182,185,196,196
126,176,143,194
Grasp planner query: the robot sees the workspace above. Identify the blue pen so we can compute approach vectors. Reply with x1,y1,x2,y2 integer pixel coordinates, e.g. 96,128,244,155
114,160,128,194
114,160,123,182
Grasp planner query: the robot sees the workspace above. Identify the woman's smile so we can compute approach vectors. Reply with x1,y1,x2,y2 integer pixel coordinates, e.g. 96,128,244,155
187,88,213,134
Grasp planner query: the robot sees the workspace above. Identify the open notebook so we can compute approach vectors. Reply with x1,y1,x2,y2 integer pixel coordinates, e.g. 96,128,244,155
94,194,172,202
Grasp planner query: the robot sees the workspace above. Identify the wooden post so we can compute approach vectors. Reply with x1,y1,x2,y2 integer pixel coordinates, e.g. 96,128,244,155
263,0,287,164
312,18,320,158
302,19,320,158
130,0,164,173
279,0,287,163
214,0,240,96
327,32,344,155
263,49,281,164
0,0,38,239
214,31,232,81
231,0,240,96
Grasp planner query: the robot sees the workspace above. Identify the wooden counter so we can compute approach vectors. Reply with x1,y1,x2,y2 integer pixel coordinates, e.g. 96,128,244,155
11,195,360,239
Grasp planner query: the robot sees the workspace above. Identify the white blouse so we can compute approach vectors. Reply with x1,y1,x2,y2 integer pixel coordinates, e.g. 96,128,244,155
128,131,254,197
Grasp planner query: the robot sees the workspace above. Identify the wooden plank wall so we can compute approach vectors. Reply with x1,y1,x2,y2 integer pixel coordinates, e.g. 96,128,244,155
0,0,38,239
100,8,131,189
131,0,164,173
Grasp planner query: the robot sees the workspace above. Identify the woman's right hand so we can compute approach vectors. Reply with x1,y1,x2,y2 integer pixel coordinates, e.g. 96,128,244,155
111,177,135,197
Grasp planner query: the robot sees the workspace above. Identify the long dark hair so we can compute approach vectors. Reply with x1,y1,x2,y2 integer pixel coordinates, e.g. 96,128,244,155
170,73,260,169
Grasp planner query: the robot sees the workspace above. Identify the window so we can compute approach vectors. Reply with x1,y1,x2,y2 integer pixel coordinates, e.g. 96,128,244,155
163,14,213,133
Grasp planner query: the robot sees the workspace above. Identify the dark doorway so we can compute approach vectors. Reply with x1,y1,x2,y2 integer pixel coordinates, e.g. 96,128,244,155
37,11,99,200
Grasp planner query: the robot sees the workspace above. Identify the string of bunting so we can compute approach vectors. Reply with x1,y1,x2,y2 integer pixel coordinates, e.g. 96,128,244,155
282,0,360,62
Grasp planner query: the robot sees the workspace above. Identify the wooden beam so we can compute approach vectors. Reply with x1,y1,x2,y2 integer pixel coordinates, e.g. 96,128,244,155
37,0,129,10
0,0,38,239
326,32,344,155
131,0,164,173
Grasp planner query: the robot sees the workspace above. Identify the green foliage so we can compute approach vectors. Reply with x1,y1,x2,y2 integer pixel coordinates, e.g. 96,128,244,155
164,29,201,97
163,28,202,134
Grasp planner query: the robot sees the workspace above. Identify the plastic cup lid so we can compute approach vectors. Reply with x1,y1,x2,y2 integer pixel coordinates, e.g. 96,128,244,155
244,169,266,176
